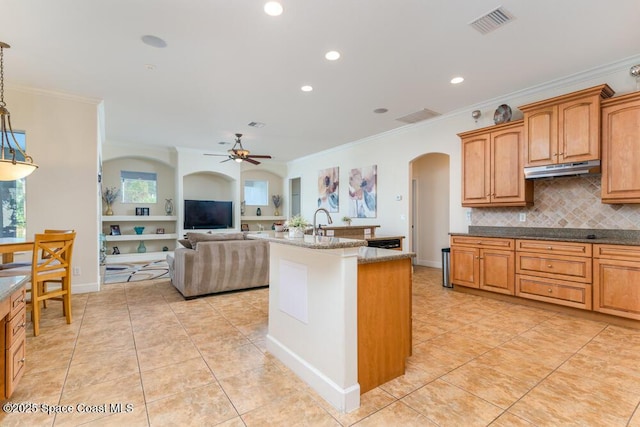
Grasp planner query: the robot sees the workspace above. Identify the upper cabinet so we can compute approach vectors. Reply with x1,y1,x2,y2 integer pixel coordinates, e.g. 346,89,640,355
519,84,614,167
601,91,640,203
459,120,533,207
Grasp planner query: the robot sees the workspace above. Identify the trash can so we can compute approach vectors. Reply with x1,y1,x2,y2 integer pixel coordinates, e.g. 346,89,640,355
442,247,452,288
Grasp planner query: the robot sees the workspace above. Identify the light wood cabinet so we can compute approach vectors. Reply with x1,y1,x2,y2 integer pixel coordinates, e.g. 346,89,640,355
459,121,533,207
357,257,412,394
601,91,640,203
515,239,592,309
450,236,515,295
593,244,640,320
1,285,26,399
519,84,614,167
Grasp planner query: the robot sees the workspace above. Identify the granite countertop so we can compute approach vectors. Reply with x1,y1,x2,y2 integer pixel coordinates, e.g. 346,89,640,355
451,226,640,246
357,246,415,264
247,231,368,249
0,275,28,305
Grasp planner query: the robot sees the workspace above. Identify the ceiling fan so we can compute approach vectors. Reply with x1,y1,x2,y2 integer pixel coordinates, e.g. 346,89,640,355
205,133,272,165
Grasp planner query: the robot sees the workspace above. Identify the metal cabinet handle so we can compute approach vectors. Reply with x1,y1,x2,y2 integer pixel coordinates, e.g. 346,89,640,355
547,246,552,250
548,288,553,293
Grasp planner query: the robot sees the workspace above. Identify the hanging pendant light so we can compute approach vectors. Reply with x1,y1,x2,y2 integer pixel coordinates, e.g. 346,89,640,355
0,42,38,181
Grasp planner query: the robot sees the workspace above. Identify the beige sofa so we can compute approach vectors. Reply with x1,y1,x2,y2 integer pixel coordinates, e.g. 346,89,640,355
167,232,269,298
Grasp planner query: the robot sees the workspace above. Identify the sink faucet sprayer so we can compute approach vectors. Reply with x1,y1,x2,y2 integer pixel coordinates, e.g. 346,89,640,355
313,208,333,236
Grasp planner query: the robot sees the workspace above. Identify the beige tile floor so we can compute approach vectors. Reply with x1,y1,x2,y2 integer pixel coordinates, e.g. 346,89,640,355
2,266,640,426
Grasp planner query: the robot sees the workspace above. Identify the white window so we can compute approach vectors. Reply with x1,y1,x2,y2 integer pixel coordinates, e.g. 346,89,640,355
0,131,27,238
121,171,157,203
244,180,269,206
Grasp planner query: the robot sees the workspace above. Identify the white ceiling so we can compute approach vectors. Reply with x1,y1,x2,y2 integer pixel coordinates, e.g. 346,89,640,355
1,0,639,162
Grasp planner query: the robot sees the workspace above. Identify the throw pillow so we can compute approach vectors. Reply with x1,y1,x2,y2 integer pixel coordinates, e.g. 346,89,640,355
178,239,192,249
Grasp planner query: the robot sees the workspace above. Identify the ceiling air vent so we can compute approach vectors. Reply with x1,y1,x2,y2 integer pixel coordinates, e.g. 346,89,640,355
469,6,515,35
395,108,440,124
248,121,265,128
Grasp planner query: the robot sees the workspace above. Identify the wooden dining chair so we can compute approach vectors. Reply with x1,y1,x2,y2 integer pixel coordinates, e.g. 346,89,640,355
0,232,76,336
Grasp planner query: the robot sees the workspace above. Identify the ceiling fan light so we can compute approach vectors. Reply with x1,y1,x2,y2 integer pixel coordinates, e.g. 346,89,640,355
234,158,243,163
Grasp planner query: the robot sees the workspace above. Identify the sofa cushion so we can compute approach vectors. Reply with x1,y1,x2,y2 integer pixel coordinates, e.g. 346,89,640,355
186,232,245,249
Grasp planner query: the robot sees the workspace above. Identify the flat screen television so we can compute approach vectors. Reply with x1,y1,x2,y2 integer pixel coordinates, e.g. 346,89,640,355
184,200,233,229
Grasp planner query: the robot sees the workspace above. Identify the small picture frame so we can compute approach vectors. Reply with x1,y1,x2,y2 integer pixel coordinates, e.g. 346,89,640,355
112,246,120,255
135,207,143,216
241,224,249,232
142,207,150,216
156,228,165,234
110,225,121,236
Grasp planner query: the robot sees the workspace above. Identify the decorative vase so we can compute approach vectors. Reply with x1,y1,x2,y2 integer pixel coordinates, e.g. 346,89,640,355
274,208,280,216
288,228,304,238
105,204,114,216
165,198,174,216
256,207,262,216
133,226,145,235
137,241,146,253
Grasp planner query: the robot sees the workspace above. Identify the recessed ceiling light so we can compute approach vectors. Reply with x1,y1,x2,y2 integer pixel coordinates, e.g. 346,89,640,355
450,76,464,84
264,1,283,16
141,35,167,48
325,51,341,61
144,64,156,71
301,85,313,92
373,108,388,114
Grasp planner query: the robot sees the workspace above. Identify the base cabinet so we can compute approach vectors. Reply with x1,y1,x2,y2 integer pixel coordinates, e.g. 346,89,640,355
515,239,593,310
593,244,640,320
1,286,26,399
450,236,515,295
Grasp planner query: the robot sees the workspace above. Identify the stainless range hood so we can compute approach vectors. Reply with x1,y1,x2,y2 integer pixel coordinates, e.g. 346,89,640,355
524,160,601,179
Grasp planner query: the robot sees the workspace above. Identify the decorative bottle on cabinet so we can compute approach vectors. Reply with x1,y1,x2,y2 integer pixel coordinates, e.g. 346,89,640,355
256,207,261,216
137,241,147,253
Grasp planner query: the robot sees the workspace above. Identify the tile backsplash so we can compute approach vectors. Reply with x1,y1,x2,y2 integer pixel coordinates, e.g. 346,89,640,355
471,175,640,229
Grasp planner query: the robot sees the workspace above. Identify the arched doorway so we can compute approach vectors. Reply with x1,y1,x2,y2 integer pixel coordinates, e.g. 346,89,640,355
410,153,450,267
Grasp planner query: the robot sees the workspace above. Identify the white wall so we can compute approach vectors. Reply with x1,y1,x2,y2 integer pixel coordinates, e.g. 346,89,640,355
8,86,100,293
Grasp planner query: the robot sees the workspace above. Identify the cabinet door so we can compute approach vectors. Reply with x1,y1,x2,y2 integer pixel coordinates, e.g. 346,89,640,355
524,105,557,166
461,134,490,206
558,94,600,163
593,258,640,321
450,246,479,288
490,125,526,204
480,249,514,295
601,96,640,203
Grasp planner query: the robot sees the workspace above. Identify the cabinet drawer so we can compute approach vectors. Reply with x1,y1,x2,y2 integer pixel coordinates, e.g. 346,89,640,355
5,306,26,348
516,274,591,310
516,239,592,257
451,236,514,250
594,244,640,262
516,252,592,283
9,287,26,319
5,336,25,399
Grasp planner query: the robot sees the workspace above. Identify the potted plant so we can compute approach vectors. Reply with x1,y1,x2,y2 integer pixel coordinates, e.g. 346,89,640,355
286,214,309,238
102,186,120,216
342,216,352,226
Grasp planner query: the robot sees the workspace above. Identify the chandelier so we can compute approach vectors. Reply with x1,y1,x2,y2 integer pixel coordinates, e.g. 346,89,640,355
0,42,38,181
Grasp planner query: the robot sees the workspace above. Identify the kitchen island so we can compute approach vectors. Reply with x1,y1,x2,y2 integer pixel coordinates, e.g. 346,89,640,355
248,232,414,413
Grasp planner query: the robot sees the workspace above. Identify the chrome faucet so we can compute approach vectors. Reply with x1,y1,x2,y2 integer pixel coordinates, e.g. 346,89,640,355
313,208,333,236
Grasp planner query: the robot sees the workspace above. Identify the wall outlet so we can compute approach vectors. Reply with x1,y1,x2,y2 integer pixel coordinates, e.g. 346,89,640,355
73,267,81,276
466,211,472,222
519,213,526,222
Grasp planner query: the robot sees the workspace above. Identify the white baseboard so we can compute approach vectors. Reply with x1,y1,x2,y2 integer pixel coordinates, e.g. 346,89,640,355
72,281,100,294
266,334,360,413
415,259,442,269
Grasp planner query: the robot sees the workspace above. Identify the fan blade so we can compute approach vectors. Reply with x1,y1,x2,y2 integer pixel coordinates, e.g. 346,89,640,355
204,153,228,157
221,158,232,163
244,158,261,165
247,154,272,159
